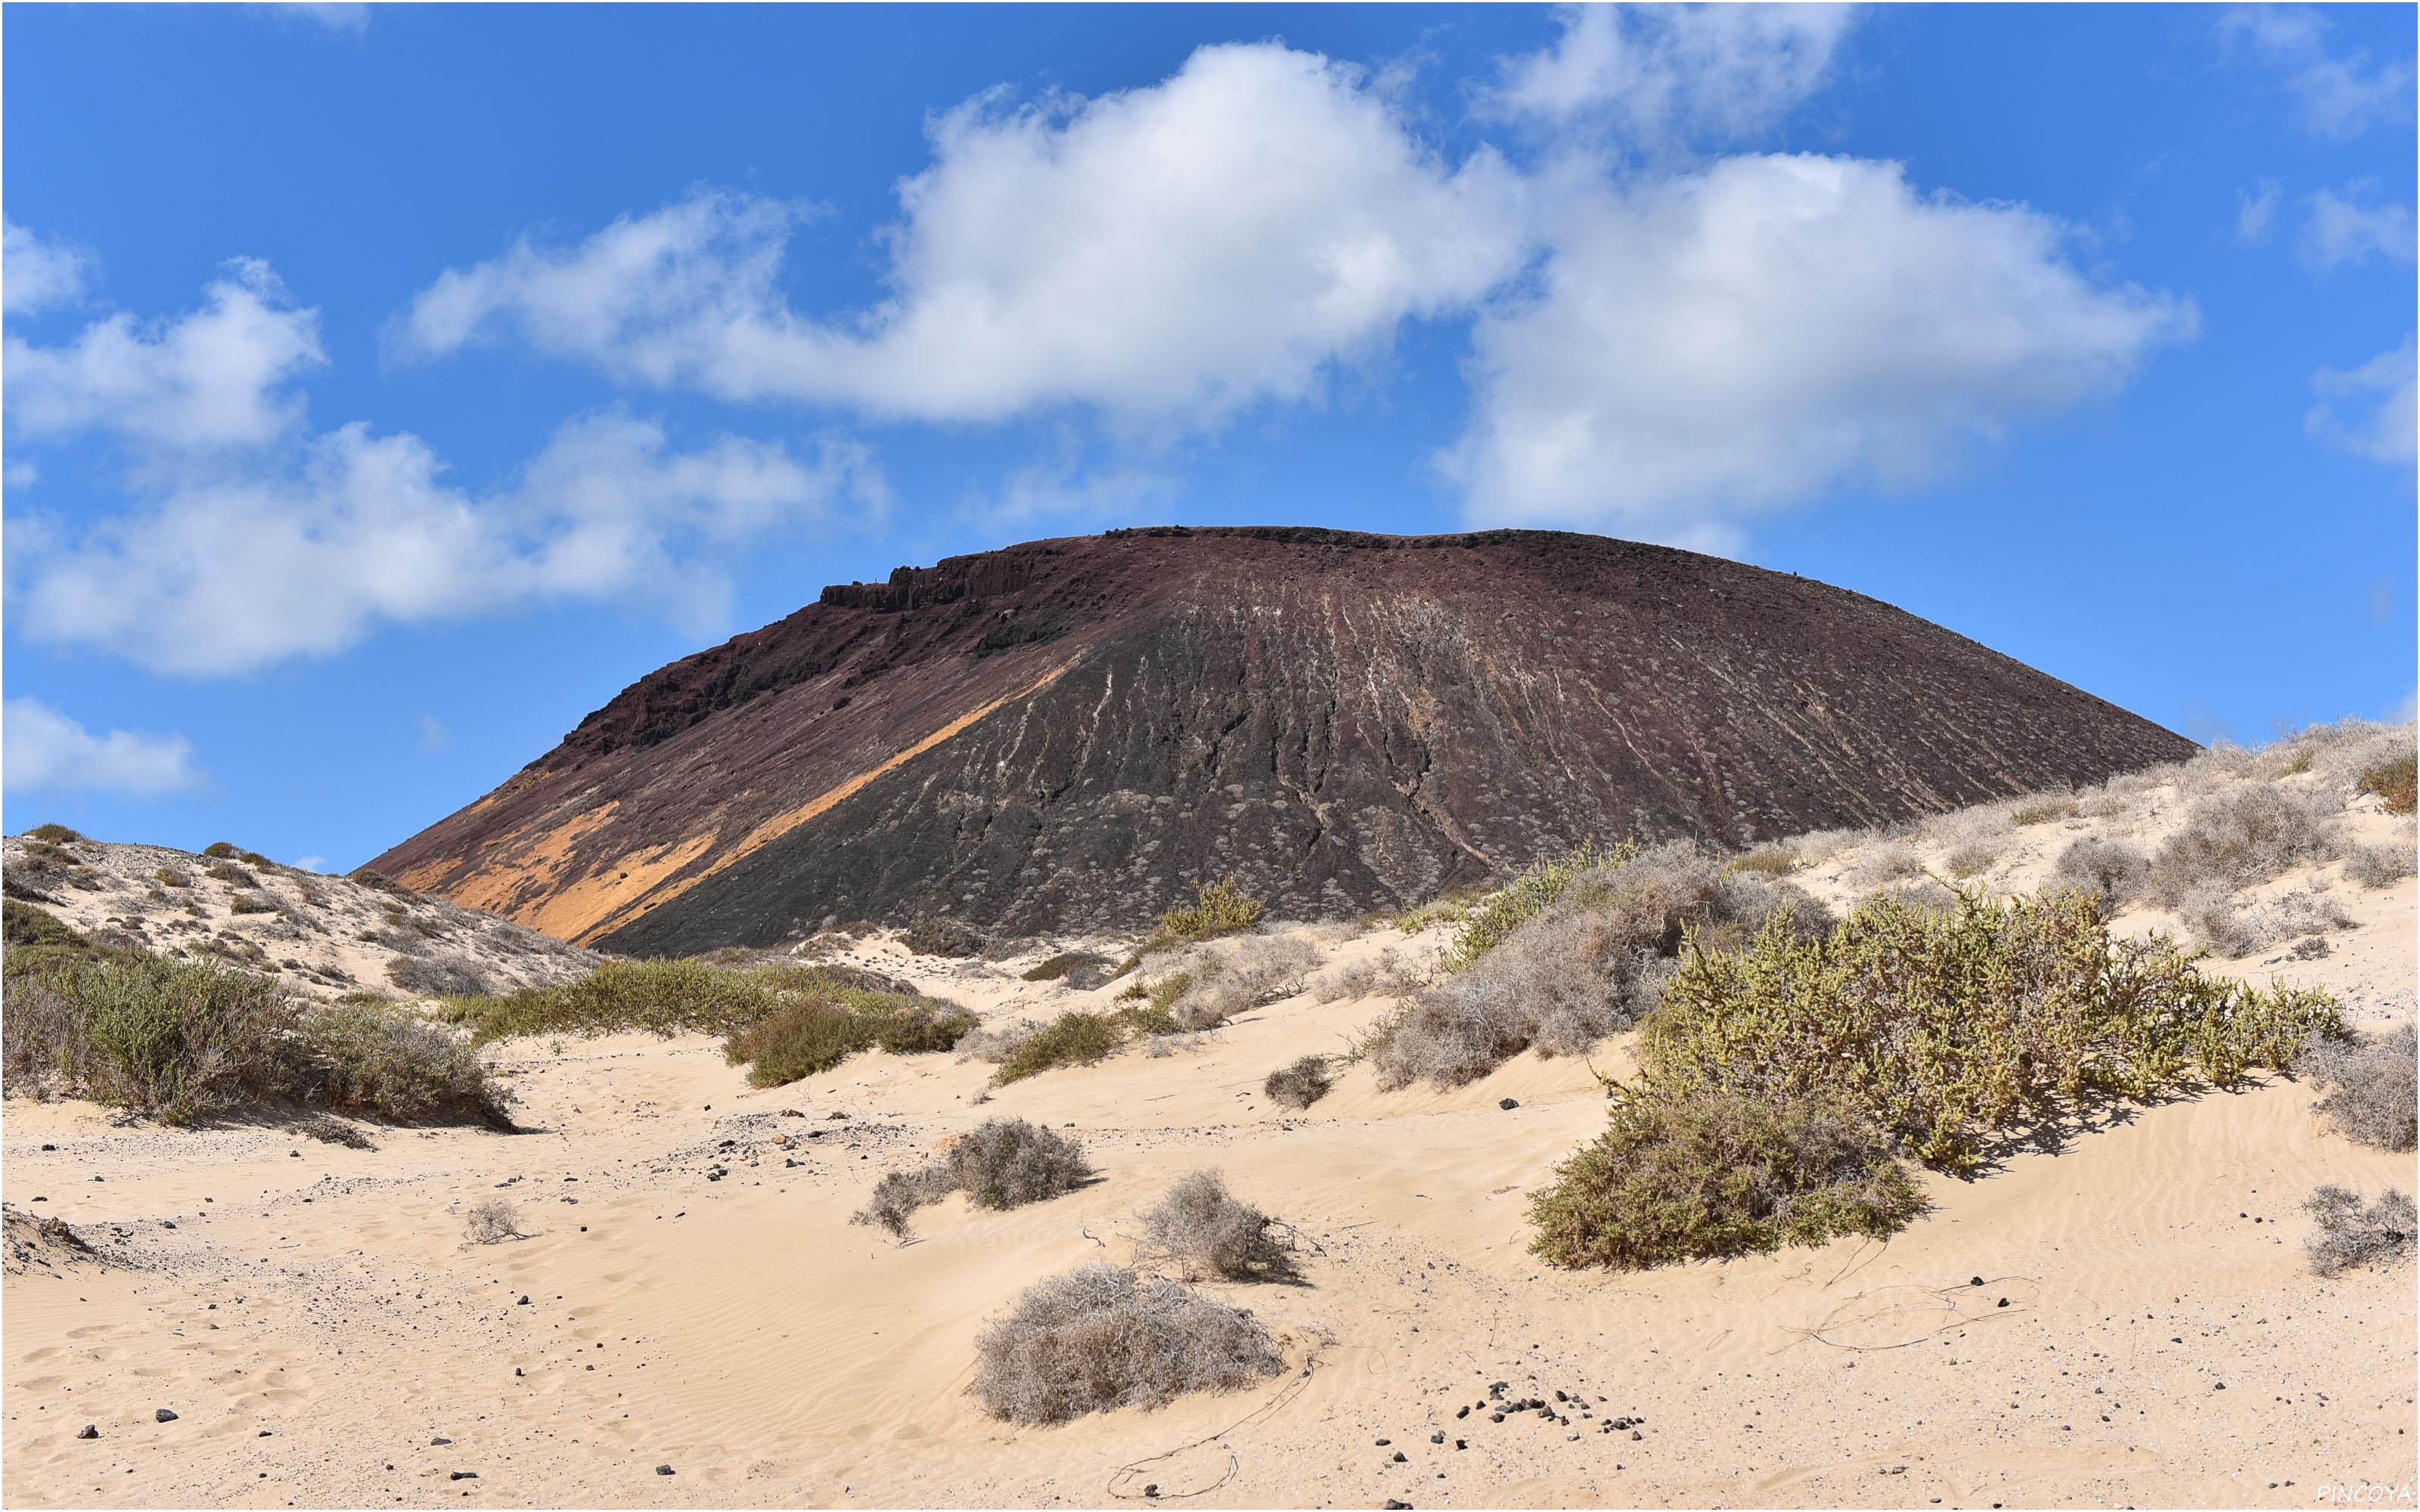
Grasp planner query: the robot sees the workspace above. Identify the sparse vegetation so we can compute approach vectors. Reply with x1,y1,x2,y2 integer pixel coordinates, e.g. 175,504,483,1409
386,953,493,998
296,996,515,1128
2304,1186,2415,1276
1943,841,2000,880
1388,886,1487,934
970,1263,1283,1424
2303,1024,2418,1151
25,824,83,844
1151,934,1318,1030
1262,1054,1333,1109
2145,785,2341,906
1370,842,1829,1090
2344,842,2418,889
1726,844,1798,876
464,1200,523,1245
991,1011,1126,1085
1134,1170,1288,1281
153,866,191,889
901,917,986,957
201,841,239,860
1158,876,1264,943
2358,752,2418,815
1439,841,1615,973
1309,947,1417,1004
852,1117,1093,1237
1530,1090,1923,1271
723,992,975,1087
2009,798,2077,826
1022,950,1111,983
2050,837,2149,904
203,859,259,888
228,891,278,916
1848,841,1925,888
1532,885,2343,1268
3,898,108,978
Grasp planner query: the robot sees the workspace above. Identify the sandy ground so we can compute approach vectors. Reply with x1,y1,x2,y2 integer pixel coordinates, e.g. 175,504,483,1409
4,782,2414,1508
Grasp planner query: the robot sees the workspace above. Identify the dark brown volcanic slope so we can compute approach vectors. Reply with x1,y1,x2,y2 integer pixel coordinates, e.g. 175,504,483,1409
371,528,2195,952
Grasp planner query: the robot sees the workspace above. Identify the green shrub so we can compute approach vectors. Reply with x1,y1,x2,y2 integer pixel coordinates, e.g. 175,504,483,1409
346,867,420,899
296,996,514,1128
25,823,82,844
443,956,790,1041
724,994,974,1087
2009,800,2077,826
1440,841,1624,972
993,1012,1126,1085
1157,876,1264,943
1726,845,1798,876
201,841,239,859
154,866,191,889
3,953,298,1123
1530,1090,1922,1270
2,899,107,978
1637,888,2341,1174
2359,753,2418,815
1022,951,1111,983
228,891,278,916
1388,887,1488,934
203,859,259,888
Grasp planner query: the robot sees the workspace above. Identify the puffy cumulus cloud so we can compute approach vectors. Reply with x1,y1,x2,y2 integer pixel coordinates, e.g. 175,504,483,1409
3,699,204,798
4,221,91,315
1441,155,2195,547
1478,3,1860,146
14,413,886,677
394,42,1528,428
4,258,324,449
2307,335,2417,465
2298,184,2415,272
2223,5,2413,141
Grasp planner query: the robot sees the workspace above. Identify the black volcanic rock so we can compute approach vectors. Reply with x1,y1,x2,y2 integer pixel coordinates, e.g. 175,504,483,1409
369,527,2192,952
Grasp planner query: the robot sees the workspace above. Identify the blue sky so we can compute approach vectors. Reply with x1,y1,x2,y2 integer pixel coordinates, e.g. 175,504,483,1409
4,2,2412,872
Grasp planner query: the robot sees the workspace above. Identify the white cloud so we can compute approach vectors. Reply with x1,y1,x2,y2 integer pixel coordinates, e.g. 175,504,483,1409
2223,6,2413,141
1478,4,1860,146
1442,154,2195,545
3,699,204,798
2235,178,2282,243
395,42,1529,429
415,714,455,755
292,854,329,872
2307,335,2417,465
2298,184,2415,271
4,258,324,449
4,221,91,315
15,411,886,676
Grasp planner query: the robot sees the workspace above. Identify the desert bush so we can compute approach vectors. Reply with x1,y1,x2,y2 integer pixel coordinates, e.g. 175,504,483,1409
1727,844,1798,876
153,866,191,889
901,917,986,957
2357,753,2418,815
203,860,259,889
1135,1171,1287,1281
956,1019,1040,1064
991,1012,1125,1085
346,867,419,899
1159,876,1265,943
4,953,299,1123
853,1117,1092,1236
1388,886,1487,934
1263,1054,1333,1109
1439,841,1617,972
25,823,82,844
384,952,492,998
724,994,975,1087
1849,842,1925,888
1529,1089,1923,1270
2304,1186,2415,1276
1370,842,1830,1090
1943,841,2000,880
1310,948,1416,1004
228,891,278,916
2146,785,2341,906
2,899,107,978
1022,950,1111,983
464,1200,523,1245
2050,837,2149,904
2303,1024,2418,1151
289,1112,376,1149
1162,935,1320,1030
1637,888,2342,1173
2344,842,2418,889
445,957,799,1040
971,1264,1283,1424
201,841,238,859
296,997,513,1128
2009,798,2078,826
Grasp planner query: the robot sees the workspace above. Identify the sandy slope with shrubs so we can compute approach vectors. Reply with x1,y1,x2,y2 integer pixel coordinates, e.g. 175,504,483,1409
2,832,597,1003
3,727,2414,1508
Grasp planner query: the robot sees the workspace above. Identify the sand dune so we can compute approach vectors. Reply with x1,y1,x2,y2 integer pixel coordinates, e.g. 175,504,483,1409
4,764,2413,1507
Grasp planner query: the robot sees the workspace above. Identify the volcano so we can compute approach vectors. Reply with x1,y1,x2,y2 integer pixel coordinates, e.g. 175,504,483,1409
370,526,2194,952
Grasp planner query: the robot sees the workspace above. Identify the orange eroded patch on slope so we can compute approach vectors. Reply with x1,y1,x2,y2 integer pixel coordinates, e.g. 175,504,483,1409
523,831,718,943
399,802,622,928
556,657,1080,945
